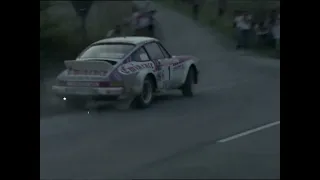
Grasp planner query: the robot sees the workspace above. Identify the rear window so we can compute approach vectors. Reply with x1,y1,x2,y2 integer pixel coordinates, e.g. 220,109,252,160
78,43,135,59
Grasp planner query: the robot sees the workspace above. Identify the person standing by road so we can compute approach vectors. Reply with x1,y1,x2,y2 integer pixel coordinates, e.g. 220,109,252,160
271,14,280,56
234,12,252,49
143,0,156,37
130,4,153,36
106,24,122,38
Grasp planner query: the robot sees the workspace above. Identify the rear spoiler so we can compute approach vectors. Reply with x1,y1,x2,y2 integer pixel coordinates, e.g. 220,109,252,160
64,60,114,71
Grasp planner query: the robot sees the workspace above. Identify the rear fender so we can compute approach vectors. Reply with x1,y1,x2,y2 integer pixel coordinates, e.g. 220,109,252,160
117,61,156,95
131,69,156,95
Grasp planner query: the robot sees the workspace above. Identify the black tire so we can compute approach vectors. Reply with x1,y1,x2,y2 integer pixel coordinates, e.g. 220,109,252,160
181,67,196,97
133,76,155,109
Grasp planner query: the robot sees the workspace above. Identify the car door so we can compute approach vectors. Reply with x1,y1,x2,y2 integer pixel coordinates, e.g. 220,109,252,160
144,42,173,90
156,42,183,87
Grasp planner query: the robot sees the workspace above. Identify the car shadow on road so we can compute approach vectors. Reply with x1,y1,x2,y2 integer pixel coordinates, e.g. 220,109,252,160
153,94,186,104
41,93,191,119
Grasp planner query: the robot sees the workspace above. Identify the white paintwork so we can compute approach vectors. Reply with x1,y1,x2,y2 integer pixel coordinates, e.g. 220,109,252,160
217,121,280,143
95,36,158,45
157,58,175,89
53,36,200,99
131,56,199,92
52,86,124,96
117,61,155,75
131,67,157,95
180,58,200,86
64,60,114,71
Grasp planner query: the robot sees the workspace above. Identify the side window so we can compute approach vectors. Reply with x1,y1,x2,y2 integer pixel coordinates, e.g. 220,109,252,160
144,42,165,60
157,43,171,59
132,48,150,62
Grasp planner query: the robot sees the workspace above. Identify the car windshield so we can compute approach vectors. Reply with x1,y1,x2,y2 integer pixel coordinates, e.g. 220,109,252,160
78,43,135,60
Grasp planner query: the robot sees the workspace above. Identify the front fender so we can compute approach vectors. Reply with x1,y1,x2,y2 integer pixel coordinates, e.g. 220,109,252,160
180,59,199,84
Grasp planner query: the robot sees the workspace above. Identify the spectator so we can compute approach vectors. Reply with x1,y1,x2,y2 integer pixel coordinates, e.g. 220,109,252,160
265,9,278,43
254,21,269,47
130,6,139,34
271,14,280,55
268,9,278,26
234,12,252,49
233,10,242,28
114,25,122,36
130,6,151,36
143,1,156,37
147,10,156,37
106,24,122,38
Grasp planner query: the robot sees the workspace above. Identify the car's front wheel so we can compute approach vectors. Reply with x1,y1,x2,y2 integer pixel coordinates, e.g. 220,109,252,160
181,67,196,97
133,76,155,109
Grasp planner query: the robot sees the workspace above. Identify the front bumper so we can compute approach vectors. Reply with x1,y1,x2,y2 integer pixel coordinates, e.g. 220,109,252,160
52,86,124,97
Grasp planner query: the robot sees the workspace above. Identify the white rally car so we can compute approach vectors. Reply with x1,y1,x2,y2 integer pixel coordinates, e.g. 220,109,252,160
52,36,200,108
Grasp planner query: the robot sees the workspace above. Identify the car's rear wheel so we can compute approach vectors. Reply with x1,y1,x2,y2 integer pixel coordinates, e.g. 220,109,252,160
181,67,196,97
133,76,155,109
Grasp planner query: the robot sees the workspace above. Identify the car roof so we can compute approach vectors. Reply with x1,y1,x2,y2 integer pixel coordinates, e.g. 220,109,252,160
93,36,158,46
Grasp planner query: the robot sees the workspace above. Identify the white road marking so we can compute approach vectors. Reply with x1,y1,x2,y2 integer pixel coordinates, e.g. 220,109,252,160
217,121,280,143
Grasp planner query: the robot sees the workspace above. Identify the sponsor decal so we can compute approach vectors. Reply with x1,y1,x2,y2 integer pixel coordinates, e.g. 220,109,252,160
118,62,155,75
67,69,108,76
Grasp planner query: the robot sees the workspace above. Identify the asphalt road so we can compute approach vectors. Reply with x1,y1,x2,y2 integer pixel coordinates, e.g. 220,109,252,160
40,2,280,179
